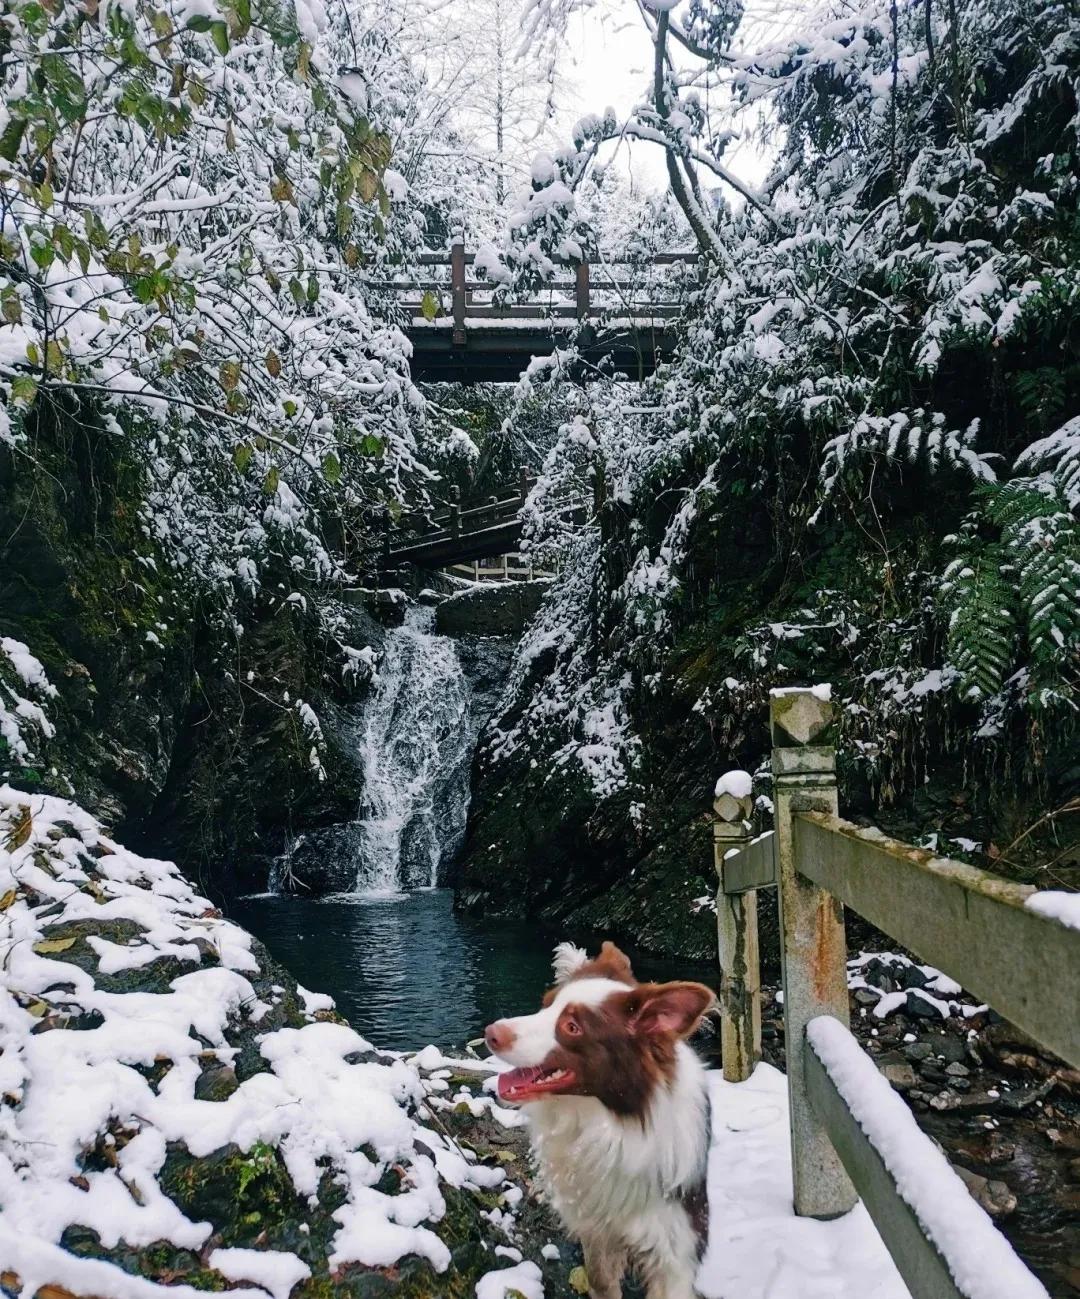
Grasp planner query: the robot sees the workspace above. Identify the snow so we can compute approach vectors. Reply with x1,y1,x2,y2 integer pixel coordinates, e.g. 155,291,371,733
1025,890,1080,932
698,1062,907,1298
715,769,753,800
804,1018,1048,1299
770,683,833,702
207,1248,311,1299
475,1259,545,1298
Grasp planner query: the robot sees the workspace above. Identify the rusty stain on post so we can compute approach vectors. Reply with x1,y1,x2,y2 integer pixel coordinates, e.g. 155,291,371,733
713,774,761,1083
771,687,857,1220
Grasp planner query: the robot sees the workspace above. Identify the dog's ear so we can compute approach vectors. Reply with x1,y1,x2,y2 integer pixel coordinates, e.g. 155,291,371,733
629,982,716,1038
552,941,589,985
593,940,635,983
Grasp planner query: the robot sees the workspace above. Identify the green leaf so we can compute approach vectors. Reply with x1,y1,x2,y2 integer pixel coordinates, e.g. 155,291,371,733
288,277,306,310
359,433,384,457
25,341,40,366
220,360,241,391
263,464,280,495
185,14,212,31
210,19,230,54
10,375,37,406
0,116,27,164
30,241,55,271
306,273,319,304
233,443,253,473
1,289,22,325
420,290,439,322
45,339,63,373
322,451,341,484
568,1267,590,1295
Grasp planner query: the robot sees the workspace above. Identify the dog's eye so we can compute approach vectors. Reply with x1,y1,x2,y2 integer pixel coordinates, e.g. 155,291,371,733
563,1019,581,1036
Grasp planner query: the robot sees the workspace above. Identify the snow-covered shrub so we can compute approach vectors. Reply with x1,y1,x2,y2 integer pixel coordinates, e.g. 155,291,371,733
0,0,434,618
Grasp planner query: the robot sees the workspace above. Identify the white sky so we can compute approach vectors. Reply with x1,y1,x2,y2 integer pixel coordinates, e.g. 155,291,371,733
537,0,809,194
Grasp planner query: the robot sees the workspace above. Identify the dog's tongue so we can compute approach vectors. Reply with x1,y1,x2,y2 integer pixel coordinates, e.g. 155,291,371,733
497,1066,546,1101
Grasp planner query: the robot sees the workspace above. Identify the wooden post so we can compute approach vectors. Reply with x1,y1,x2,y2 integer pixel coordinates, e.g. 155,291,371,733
451,236,466,348
575,259,590,319
519,465,531,505
770,686,856,1220
713,772,761,1083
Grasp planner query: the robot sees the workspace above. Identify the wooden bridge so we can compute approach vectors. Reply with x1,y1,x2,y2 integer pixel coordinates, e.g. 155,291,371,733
712,688,1079,1299
378,244,697,383
380,471,580,571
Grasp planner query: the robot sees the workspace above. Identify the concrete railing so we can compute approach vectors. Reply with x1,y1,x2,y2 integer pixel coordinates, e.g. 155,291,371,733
445,553,550,582
713,686,1079,1299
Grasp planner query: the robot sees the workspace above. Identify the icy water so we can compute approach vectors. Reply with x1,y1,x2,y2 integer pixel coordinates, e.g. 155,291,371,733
230,888,706,1052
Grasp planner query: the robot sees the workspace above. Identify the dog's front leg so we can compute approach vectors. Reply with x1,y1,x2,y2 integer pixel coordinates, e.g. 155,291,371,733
581,1235,628,1299
637,1205,702,1299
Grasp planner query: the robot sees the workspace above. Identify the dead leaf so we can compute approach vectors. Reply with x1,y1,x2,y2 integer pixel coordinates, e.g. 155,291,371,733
568,1268,590,1295
4,805,32,851
0,889,18,911
32,936,77,954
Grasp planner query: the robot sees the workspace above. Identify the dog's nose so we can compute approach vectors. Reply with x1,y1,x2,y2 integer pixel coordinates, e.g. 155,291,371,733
485,1020,512,1054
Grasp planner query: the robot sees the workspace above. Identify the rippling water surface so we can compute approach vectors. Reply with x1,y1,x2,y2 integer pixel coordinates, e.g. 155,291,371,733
229,888,702,1052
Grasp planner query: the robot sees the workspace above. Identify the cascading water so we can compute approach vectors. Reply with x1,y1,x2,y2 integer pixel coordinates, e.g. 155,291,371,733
351,604,473,892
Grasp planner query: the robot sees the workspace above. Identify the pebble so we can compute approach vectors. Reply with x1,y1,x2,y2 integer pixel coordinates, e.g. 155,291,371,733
945,1061,970,1077
904,1041,934,1062
879,1062,918,1091
953,1165,1017,1219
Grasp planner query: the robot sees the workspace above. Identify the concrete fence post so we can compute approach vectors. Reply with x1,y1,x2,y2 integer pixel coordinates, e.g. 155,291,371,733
713,772,761,1083
770,686,856,1219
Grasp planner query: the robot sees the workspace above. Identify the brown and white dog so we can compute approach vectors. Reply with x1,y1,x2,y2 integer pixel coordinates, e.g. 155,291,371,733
484,941,715,1299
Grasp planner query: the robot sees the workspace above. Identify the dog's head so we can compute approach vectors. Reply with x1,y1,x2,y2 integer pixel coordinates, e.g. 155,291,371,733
485,941,715,1117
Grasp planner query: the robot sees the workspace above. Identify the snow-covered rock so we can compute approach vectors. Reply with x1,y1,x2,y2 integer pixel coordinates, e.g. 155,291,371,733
0,786,520,1297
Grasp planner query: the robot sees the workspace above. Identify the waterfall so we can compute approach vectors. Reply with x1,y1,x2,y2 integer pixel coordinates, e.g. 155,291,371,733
352,604,473,892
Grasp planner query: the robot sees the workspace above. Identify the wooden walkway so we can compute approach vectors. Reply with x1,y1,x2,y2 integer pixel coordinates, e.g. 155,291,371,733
381,474,581,570
379,244,697,383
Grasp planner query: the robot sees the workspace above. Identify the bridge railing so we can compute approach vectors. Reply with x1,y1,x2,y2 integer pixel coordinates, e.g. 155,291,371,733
712,686,1077,1299
372,243,699,343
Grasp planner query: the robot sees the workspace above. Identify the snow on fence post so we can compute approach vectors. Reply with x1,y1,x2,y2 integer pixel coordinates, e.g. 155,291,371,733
770,685,857,1219
713,771,761,1083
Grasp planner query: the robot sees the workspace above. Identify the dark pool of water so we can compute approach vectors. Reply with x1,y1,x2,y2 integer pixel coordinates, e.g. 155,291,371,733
229,888,711,1052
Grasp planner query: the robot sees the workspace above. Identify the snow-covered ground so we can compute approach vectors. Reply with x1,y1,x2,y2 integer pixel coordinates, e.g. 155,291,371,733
699,1063,909,1298
0,785,516,1297
0,782,1053,1299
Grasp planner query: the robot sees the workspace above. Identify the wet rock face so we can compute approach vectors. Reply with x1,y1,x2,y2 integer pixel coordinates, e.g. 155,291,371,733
0,407,387,891
435,580,550,638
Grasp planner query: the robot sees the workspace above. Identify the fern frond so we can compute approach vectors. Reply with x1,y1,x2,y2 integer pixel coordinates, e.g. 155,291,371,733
940,542,1017,700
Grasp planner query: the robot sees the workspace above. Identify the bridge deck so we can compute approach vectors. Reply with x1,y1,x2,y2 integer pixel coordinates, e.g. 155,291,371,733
396,245,695,383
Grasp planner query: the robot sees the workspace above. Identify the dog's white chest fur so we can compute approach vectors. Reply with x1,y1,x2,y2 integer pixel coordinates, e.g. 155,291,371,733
524,1042,709,1281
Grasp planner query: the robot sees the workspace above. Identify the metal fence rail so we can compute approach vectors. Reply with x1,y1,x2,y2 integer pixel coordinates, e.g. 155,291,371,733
711,686,1077,1299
